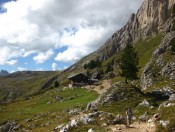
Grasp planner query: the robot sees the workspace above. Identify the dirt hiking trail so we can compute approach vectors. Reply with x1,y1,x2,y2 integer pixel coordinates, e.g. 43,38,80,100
85,79,111,94
108,122,156,132
80,80,156,132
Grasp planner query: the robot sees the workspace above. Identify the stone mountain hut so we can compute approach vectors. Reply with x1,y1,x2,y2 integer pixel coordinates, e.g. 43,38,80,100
68,73,89,86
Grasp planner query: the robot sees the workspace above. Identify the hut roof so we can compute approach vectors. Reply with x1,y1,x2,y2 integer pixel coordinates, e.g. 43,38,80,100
68,73,89,84
68,73,88,79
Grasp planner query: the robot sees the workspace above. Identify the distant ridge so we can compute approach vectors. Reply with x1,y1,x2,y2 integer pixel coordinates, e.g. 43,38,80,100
0,70,9,77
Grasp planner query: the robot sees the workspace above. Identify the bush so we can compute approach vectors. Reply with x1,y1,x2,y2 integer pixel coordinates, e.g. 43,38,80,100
54,80,59,88
84,60,101,69
105,63,113,73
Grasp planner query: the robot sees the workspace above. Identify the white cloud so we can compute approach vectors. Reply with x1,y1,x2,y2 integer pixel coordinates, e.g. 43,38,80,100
17,67,27,71
20,49,37,57
55,47,88,62
0,46,19,65
6,60,18,66
60,26,106,49
52,63,58,71
33,49,54,64
0,0,143,66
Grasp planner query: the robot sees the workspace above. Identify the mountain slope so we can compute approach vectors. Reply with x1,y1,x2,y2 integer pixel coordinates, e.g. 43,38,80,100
56,0,175,86
0,71,59,103
1,0,175,132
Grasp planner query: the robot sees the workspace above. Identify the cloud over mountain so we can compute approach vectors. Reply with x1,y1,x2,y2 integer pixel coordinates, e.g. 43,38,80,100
0,0,143,69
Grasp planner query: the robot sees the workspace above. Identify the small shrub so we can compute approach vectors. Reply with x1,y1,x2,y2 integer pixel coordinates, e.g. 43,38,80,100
54,80,59,88
105,63,113,73
84,64,88,69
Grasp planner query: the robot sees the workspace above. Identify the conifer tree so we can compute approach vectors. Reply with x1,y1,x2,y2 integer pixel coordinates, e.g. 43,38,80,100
119,44,139,84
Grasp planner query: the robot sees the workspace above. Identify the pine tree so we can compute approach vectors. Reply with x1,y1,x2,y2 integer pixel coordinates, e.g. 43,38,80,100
119,44,139,84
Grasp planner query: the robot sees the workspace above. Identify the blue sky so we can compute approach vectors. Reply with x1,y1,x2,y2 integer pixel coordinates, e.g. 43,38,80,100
0,0,143,73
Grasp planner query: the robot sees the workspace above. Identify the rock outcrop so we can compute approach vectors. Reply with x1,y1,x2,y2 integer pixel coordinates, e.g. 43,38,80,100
0,121,20,132
141,29,175,89
64,0,175,76
95,0,174,62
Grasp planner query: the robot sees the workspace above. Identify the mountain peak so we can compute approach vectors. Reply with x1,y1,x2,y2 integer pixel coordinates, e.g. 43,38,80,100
0,69,9,77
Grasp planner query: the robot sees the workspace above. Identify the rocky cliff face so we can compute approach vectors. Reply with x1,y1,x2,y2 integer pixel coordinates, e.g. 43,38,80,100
95,0,174,61
68,0,174,68
141,19,175,89
60,0,175,88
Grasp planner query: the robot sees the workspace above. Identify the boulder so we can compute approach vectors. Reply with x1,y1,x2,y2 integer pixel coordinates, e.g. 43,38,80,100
159,101,175,108
139,112,148,122
59,127,67,132
138,99,149,106
1,122,11,132
159,120,170,127
80,115,94,124
55,96,63,102
0,121,19,132
88,112,102,118
25,118,32,122
53,124,64,131
147,119,155,128
169,94,175,101
113,114,125,124
69,120,78,127
88,128,94,132
47,101,52,104
101,123,107,127
68,109,79,115
162,86,174,96
86,102,92,111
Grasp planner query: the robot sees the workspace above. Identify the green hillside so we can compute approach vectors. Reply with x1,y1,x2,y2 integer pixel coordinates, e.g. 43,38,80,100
0,71,59,102
0,87,98,131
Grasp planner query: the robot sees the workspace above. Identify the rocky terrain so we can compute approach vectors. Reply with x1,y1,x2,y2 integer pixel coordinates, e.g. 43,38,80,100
64,0,174,71
52,0,175,88
0,0,175,131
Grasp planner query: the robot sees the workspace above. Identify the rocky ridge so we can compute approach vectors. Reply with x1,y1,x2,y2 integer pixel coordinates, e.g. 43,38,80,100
97,0,172,60
141,17,175,89
0,70,9,77
62,0,175,81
